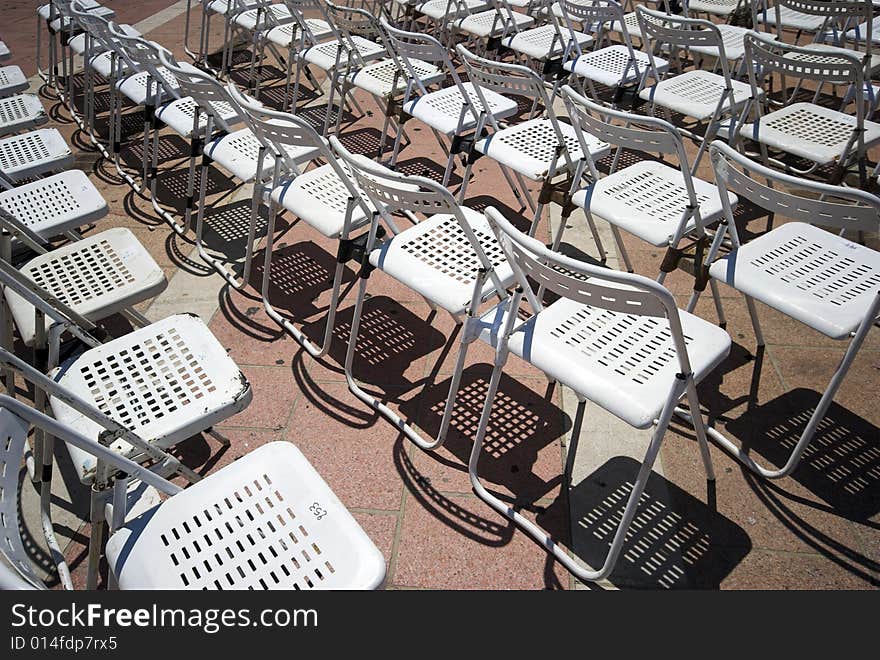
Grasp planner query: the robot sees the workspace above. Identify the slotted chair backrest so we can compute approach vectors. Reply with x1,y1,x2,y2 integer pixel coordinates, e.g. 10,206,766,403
484,205,694,370
771,0,871,46
561,0,635,57
283,0,336,46
326,2,388,68
709,139,880,239
330,135,509,294
380,18,468,99
69,1,116,56
107,28,184,101
636,6,733,80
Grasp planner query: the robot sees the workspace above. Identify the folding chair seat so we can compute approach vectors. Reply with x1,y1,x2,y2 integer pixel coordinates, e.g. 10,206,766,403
116,60,201,106
0,42,9,62
50,313,252,484
205,126,318,182
571,159,730,247
403,82,518,136
4,227,167,347
264,16,333,47
687,24,750,62
349,58,444,98
38,0,114,31
0,169,107,243
687,0,743,17
608,11,642,41
0,66,29,99
564,44,657,87
467,207,726,581
847,15,880,45
0,129,74,183
0,95,48,137
67,22,140,56
0,396,386,590
416,0,490,21
234,2,292,30
451,7,536,40
754,1,826,33
301,35,385,71
639,69,752,120
502,22,593,60
105,441,386,590
155,96,243,138
687,140,880,480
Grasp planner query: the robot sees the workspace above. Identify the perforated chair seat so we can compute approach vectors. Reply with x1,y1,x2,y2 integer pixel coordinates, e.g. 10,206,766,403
403,82,518,136
0,169,107,243
105,442,386,590
302,36,385,72
572,160,735,247
639,69,752,120
88,50,131,79
740,102,880,165
475,118,609,181
38,0,114,30
451,10,535,38
0,128,74,182
265,18,333,47
417,0,489,20
348,58,443,98
117,63,201,106
205,128,318,182
755,5,826,32
479,296,731,428
688,24,749,62
5,227,167,346
0,66,29,99
50,313,252,484
0,42,10,62
0,95,48,137
156,96,243,138
564,45,665,88
607,12,642,41
368,207,515,315
234,3,291,31
501,24,593,61
710,221,880,339
270,159,381,239
687,0,740,16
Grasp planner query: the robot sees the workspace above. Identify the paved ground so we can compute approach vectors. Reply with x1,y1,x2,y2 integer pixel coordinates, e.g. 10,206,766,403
4,1,879,589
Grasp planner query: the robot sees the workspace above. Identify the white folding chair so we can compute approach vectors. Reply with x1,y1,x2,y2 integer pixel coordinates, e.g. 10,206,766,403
457,45,610,233
563,85,734,319
332,136,516,451
449,0,536,50
469,206,729,581
0,129,74,186
686,140,880,480
636,7,754,173
560,0,668,107
0,395,386,590
232,86,375,358
734,30,880,186
382,19,519,190
0,66,29,99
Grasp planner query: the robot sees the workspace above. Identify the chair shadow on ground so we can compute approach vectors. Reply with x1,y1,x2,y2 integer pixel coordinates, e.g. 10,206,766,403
561,456,751,589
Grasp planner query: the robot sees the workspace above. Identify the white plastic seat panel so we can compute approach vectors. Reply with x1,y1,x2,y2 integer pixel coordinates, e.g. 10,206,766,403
302,37,385,72
38,0,103,20
0,94,48,136
755,6,826,32
502,24,593,60
270,159,374,238
451,10,535,38
106,442,386,590
0,42,10,62
234,4,292,31
6,227,167,346
687,0,740,16
607,12,643,41
564,45,665,88
479,296,731,428
475,118,610,181
639,70,752,120
368,207,515,315
155,96,244,138
51,313,252,483
403,82,518,136
0,169,108,243
689,24,749,62
116,65,191,106
89,50,130,79
265,19,333,47
0,128,74,181
205,128,318,182
710,221,880,340
417,0,489,20
740,102,880,165
572,160,736,247
349,58,443,98
0,66,29,98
